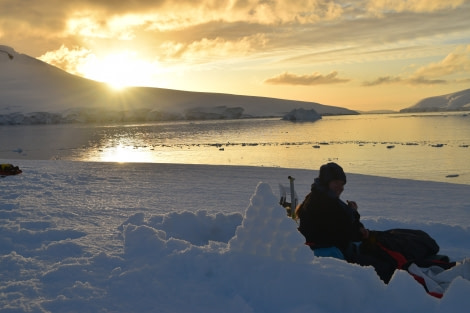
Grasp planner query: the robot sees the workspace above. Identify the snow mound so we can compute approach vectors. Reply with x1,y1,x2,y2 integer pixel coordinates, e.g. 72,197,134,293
228,182,313,262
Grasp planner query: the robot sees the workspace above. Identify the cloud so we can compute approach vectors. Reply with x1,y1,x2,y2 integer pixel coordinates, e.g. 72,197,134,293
1,0,469,61
362,76,402,86
363,45,470,86
363,76,448,86
412,45,470,78
38,45,94,75
264,71,349,86
65,13,145,40
365,0,465,15
0,0,343,33
407,77,447,85
159,34,268,63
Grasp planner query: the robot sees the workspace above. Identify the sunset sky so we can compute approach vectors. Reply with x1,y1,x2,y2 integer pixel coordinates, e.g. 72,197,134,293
1,0,470,111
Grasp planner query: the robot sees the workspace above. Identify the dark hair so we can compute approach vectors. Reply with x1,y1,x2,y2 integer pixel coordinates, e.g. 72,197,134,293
318,162,346,186
295,192,311,219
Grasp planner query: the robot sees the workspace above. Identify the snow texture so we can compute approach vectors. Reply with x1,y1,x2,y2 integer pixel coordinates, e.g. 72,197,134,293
1,160,470,313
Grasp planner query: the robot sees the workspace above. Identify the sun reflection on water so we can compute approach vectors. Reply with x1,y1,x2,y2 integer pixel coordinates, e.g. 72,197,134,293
60,114,470,184
98,144,157,163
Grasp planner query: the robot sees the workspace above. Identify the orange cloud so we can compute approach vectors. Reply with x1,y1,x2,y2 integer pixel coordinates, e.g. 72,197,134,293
363,45,470,86
265,71,349,86
365,0,464,15
362,76,402,86
38,45,94,75
412,45,470,78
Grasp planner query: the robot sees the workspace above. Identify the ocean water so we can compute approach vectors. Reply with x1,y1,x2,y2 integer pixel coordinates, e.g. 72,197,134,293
1,112,469,185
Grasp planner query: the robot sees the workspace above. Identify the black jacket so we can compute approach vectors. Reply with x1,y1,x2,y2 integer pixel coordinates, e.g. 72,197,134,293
297,180,364,255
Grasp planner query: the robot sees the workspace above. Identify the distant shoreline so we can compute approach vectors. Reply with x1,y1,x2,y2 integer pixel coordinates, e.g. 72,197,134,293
2,109,469,126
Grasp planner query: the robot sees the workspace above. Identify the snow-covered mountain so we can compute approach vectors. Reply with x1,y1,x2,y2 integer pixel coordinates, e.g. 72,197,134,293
401,88,470,113
0,45,357,125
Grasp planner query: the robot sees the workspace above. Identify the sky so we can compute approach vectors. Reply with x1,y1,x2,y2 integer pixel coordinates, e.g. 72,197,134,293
1,0,470,111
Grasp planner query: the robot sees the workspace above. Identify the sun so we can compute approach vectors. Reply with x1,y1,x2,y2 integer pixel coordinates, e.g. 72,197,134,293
79,51,159,89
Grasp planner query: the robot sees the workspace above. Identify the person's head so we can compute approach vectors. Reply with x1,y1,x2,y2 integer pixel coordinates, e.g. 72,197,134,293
318,162,347,197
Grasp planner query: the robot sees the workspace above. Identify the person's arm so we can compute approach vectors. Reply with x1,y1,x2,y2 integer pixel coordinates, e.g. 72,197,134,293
346,200,369,239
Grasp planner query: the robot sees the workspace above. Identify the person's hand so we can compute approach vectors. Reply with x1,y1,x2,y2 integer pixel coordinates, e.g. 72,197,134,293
347,200,358,210
360,227,369,239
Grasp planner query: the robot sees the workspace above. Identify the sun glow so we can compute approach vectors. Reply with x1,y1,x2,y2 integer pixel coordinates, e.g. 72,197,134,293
79,51,160,89
98,144,157,163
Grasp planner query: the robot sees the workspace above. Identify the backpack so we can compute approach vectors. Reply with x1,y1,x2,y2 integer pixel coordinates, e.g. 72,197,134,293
360,228,456,296
362,229,439,262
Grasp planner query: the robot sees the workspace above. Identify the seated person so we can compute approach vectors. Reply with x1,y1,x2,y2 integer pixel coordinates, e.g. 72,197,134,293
295,162,367,261
295,162,449,283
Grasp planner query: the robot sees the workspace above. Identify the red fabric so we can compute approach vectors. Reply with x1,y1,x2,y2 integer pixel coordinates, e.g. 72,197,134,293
377,243,408,269
408,272,444,299
377,243,447,298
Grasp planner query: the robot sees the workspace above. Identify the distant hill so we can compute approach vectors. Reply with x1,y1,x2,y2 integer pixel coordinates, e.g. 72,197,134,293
0,45,357,125
400,89,470,113
357,110,398,114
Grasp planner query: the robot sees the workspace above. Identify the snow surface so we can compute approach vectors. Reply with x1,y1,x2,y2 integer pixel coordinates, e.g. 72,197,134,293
1,160,470,313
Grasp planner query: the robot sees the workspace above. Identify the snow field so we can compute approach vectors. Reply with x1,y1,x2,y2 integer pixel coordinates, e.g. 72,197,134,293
1,160,470,312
